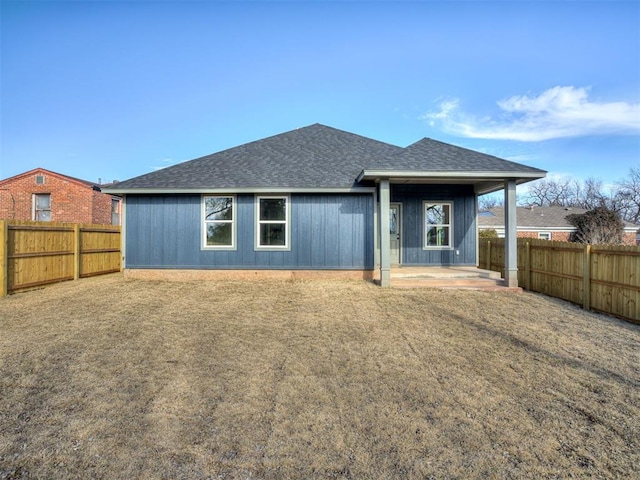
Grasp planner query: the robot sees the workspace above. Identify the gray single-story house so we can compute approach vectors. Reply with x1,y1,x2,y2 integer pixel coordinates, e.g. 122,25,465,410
106,124,546,286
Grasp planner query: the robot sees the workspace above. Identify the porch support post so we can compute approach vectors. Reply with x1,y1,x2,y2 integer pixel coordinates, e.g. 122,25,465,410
504,178,518,287
379,179,391,287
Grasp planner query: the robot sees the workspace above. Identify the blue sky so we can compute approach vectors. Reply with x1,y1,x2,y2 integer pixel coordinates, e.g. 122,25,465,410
2,1,639,190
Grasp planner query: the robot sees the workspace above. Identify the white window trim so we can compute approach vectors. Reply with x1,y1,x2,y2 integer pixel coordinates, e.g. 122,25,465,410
255,194,291,251
538,231,551,240
423,201,454,250
202,195,236,250
32,193,51,221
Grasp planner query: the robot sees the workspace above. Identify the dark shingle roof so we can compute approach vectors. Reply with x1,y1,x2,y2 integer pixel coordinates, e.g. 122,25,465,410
386,138,543,173
108,124,545,191
479,206,586,229
479,206,639,230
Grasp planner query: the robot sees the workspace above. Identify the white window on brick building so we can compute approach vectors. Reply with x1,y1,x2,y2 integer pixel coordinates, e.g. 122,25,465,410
111,198,121,225
33,193,51,221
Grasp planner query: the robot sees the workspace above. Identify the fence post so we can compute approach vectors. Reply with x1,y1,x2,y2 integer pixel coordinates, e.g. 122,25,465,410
487,240,491,271
0,220,7,297
524,240,529,290
74,224,81,280
583,243,591,311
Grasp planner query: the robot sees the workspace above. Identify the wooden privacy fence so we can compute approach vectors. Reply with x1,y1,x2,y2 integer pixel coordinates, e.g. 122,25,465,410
0,220,121,296
479,237,640,324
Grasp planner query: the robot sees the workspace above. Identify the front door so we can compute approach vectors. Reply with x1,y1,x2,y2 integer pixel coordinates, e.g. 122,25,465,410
389,203,402,265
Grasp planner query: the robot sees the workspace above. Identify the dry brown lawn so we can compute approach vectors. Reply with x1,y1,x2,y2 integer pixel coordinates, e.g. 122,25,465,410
0,274,638,479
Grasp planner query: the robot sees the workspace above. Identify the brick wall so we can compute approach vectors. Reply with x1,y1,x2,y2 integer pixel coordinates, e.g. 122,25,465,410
551,232,572,242
92,189,114,225
482,229,637,245
514,230,636,245
623,232,639,246
0,170,117,224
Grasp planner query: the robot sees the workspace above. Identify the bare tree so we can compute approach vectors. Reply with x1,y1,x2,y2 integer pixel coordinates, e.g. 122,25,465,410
523,178,576,207
567,207,624,244
574,177,611,210
478,194,504,211
616,167,640,224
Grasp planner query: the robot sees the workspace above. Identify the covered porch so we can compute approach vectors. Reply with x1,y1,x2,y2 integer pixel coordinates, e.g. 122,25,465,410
359,169,546,288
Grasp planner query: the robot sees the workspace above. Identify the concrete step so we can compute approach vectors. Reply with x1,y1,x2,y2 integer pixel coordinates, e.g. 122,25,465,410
390,276,522,292
391,267,502,280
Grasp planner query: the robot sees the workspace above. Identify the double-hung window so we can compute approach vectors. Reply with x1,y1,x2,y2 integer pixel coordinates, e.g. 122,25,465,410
424,202,453,249
33,193,51,221
111,198,121,225
256,195,289,249
203,195,235,249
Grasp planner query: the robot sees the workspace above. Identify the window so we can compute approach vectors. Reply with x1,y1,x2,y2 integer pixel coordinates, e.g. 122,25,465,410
256,195,289,249
203,196,235,249
538,232,551,241
424,202,453,249
111,198,121,225
33,193,51,221
35,175,45,185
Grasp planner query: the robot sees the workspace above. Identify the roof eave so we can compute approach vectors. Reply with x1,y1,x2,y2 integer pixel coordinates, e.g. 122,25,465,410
356,170,546,195
103,186,377,195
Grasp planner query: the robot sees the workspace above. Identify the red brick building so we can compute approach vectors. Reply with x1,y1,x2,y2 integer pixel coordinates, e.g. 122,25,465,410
479,206,639,245
0,168,121,225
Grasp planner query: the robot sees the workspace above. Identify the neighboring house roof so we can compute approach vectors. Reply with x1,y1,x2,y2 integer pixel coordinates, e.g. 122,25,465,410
479,206,639,231
0,167,103,192
106,124,546,194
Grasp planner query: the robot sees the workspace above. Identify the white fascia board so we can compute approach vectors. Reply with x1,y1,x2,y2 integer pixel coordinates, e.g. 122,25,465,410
104,186,376,195
357,169,546,182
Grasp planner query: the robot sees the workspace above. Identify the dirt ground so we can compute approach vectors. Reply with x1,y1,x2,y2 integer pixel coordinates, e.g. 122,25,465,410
0,274,638,479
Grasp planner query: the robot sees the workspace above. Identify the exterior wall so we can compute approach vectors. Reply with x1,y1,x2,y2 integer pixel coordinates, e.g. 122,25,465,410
551,232,571,242
484,229,637,245
391,184,477,266
124,193,374,270
624,232,639,245
0,170,118,224
92,190,121,225
515,231,571,241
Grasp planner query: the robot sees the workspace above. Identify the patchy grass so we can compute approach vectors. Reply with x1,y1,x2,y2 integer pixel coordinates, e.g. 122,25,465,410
0,274,638,479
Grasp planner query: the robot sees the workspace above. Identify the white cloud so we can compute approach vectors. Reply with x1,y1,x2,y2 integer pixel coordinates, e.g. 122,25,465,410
152,158,178,171
420,86,640,141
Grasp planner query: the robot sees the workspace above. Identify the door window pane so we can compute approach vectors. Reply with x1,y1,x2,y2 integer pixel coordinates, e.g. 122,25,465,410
390,208,398,234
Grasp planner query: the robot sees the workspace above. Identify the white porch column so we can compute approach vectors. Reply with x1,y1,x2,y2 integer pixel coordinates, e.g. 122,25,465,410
504,178,518,287
379,179,391,287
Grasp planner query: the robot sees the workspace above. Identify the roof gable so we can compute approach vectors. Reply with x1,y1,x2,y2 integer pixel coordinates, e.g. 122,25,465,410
0,167,101,190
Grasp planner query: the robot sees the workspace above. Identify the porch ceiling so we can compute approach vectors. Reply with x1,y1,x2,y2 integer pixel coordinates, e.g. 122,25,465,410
357,170,546,195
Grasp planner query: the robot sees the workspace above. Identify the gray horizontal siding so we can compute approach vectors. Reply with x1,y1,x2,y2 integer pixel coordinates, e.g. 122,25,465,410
391,184,477,266
125,193,374,269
